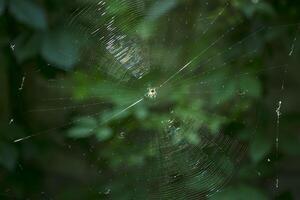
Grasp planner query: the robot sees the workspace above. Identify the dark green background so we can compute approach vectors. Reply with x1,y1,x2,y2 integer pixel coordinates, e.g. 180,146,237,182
0,0,299,199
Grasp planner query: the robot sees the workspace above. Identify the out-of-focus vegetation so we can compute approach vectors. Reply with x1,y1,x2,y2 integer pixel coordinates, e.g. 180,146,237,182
0,0,300,199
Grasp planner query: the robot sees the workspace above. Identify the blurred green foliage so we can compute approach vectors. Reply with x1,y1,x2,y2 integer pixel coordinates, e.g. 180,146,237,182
0,0,300,199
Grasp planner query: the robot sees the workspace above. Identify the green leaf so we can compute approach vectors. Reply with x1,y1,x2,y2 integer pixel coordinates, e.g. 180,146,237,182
249,132,272,163
213,80,237,104
136,22,155,40
239,76,261,98
96,127,112,141
135,106,148,120
0,0,5,16
76,117,98,128
186,133,200,145
256,2,275,16
67,117,97,138
9,0,47,30
146,0,178,21
107,0,129,15
41,31,79,70
68,127,94,138
13,33,41,62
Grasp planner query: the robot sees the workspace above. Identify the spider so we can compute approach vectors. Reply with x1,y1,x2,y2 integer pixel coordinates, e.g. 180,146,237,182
146,87,157,99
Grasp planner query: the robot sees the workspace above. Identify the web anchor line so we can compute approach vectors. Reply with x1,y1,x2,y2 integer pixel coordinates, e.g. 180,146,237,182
275,100,282,189
13,98,144,143
274,63,287,190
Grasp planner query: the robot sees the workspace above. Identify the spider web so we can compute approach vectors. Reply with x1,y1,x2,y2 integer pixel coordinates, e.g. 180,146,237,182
9,0,299,199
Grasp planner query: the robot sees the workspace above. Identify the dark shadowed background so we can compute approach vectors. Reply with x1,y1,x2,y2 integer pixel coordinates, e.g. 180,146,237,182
0,0,300,199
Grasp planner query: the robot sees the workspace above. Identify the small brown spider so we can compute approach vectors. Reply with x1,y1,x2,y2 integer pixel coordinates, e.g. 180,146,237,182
146,87,157,99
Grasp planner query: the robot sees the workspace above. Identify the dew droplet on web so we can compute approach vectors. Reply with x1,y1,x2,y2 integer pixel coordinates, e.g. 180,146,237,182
257,171,261,176
289,35,297,56
289,44,295,56
19,76,26,91
104,188,111,195
9,119,14,125
276,100,282,125
118,132,126,139
10,44,15,51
